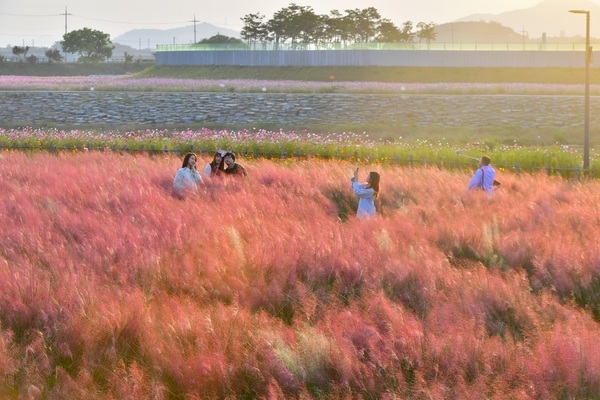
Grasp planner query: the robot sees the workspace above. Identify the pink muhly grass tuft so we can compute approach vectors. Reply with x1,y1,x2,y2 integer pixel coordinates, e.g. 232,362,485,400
45,366,98,399
105,360,150,399
0,330,17,387
526,319,595,398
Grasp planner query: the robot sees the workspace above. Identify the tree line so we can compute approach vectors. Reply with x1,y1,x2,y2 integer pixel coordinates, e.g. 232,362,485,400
7,28,133,64
6,4,437,63
240,4,436,49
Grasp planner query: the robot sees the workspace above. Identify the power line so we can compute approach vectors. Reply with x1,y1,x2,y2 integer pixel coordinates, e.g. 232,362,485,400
0,11,242,28
71,14,190,25
0,12,58,17
1,11,188,25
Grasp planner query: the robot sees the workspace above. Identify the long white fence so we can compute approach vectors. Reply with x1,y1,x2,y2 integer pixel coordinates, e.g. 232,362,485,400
155,49,598,68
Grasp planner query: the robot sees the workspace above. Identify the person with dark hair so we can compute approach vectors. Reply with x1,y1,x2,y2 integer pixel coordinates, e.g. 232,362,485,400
203,149,226,178
350,168,380,219
223,152,248,177
173,152,202,195
468,155,496,195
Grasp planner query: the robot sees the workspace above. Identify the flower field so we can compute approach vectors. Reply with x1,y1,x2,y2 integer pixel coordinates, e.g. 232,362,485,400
2,75,597,176
0,127,595,179
1,75,599,95
2,150,600,398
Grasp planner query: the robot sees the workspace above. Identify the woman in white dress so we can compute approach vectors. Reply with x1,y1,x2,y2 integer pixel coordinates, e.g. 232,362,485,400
350,168,380,219
173,152,202,196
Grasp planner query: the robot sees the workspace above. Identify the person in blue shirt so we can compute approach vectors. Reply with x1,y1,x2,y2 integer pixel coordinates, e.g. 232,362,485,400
350,168,380,219
467,155,496,195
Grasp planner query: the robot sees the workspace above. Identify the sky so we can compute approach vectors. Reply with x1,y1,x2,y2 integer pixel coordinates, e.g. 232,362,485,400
0,0,549,48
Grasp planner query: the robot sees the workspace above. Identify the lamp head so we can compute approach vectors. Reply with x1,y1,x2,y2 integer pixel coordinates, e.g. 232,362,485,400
569,9,589,14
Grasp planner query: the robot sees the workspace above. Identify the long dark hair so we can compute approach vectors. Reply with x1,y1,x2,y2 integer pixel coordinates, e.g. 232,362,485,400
181,152,197,169
210,151,225,174
366,171,380,199
219,152,236,170
210,152,222,167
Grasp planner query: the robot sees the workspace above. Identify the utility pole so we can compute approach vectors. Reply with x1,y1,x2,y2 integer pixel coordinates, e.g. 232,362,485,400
190,14,199,43
60,6,72,61
60,6,71,36
569,9,592,170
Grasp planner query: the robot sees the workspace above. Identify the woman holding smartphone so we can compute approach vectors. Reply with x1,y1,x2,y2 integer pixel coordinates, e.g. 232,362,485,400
350,168,380,219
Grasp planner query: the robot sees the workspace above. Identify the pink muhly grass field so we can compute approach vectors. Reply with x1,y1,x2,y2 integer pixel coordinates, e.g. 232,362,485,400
2,150,600,398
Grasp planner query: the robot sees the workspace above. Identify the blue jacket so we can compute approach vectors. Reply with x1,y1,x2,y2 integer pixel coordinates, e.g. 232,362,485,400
468,164,496,194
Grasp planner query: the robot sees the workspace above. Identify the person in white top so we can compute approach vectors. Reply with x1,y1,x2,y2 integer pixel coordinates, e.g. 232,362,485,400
173,152,202,196
350,168,381,219
467,155,496,196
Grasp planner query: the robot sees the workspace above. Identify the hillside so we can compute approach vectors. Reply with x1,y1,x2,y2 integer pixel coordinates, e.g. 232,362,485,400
434,21,526,43
113,22,240,48
458,0,600,38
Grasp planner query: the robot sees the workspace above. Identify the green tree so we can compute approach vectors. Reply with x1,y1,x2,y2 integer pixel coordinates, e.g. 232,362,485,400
376,19,402,43
12,45,29,60
45,48,63,64
60,27,114,63
266,4,323,48
320,11,341,45
344,7,381,43
198,34,244,44
240,13,271,49
294,6,321,46
417,22,437,45
196,34,246,49
266,4,298,48
399,21,415,42
323,10,352,47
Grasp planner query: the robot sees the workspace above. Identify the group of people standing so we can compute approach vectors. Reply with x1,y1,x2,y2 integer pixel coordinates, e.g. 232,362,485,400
173,150,247,195
174,150,496,220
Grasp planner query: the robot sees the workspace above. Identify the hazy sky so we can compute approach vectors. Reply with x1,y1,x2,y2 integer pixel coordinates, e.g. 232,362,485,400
0,0,556,48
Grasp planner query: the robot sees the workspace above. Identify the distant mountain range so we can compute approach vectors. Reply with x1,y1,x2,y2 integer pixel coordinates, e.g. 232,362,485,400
456,0,600,38
109,0,600,51
4,0,597,61
113,22,240,49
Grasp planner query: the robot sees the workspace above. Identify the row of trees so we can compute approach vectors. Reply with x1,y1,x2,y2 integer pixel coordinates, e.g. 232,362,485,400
240,4,436,48
9,5,436,63
8,28,115,64
11,45,63,64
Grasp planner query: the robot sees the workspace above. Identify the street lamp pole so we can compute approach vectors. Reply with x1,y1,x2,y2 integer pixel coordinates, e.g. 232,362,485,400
569,9,591,170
